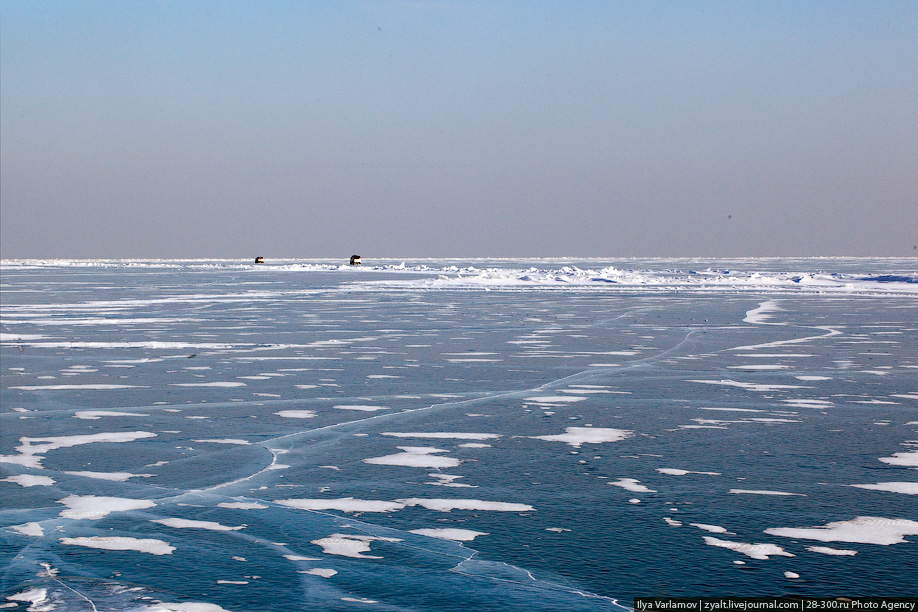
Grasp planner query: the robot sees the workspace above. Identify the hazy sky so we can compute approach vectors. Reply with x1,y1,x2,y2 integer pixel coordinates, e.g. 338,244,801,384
2,1,916,258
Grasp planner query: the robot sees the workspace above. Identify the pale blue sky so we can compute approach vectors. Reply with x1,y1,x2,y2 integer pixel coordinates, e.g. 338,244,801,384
2,1,916,257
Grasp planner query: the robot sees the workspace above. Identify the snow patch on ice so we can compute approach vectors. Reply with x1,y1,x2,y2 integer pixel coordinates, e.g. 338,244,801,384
153,518,245,531
703,536,794,559
532,427,633,448
878,450,918,467
409,528,489,541
60,536,174,555
766,516,918,545
274,410,317,419
74,410,146,419
656,468,721,476
9,522,44,537
2,474,55,487
58,495,156,519
364,447,461,469
311,533,401,558
807,545,858,556
849,482,918,495
382,432,500,440
609,478,656,493
729,489,804,496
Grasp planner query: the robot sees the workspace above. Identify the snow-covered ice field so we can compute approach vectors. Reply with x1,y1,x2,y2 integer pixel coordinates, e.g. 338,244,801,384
1,258,916,611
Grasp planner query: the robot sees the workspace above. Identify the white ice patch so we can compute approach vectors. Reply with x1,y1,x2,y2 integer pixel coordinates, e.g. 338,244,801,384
64,471,153,481
409,528,489,541
304,568,338,578
171,382,246,387
57,495,156,519
218,502,269,510
363,446,461,469
153,518,244,531
729,489,804,496
6,431,157,469
311,533,402,558
382,432,500,440
2,474,55,487
127,603,235,612
525,395,587,403
691,523,730,533
663,517,683,527
73,410,146,419
270,408,318,420
609,478,656,493
688,380,808,393
398,498,534,513
333,405,389,411
702,536,794,560
743,300,785,325
11,384,148,390
849,482,918,495
765,516,918,545
656,468,721,476
277,498,405,513
532,427,632,448
878,450,918,467
6,588,51,610
807,545,858,556
9,522,44,537
60,536,174,555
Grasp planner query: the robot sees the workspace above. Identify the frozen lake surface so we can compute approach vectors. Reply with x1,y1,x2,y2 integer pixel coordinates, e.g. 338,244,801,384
1,258,916,611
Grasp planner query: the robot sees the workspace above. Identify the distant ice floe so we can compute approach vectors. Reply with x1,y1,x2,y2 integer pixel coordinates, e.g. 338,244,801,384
849,482,918,495
60,536,175,555
702,536,794,559
765,516,918,545
335,264,918,295
193,439,252,445
531,427,633,448
409,528,489,541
